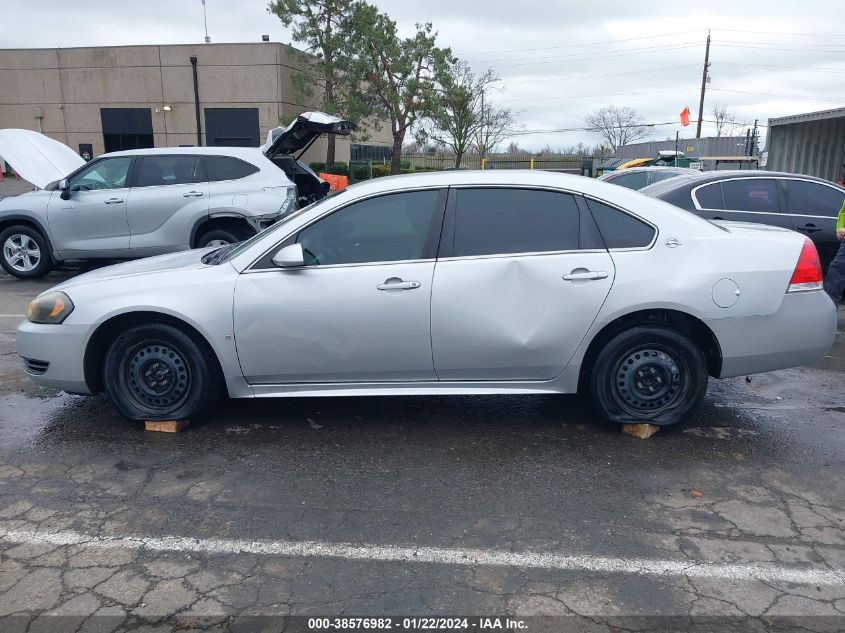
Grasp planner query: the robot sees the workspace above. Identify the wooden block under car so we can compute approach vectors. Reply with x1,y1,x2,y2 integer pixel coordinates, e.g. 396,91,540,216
622,423,660,439
144,420,189,433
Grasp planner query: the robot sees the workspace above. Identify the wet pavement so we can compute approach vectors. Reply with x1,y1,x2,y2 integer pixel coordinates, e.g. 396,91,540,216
1,269,845,631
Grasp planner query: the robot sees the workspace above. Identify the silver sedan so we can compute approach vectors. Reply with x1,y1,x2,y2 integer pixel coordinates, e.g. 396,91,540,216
16,170,837,427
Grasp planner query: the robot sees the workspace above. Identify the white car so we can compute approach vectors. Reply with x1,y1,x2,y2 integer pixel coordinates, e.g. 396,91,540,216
0,112,352,278
16,170,836,427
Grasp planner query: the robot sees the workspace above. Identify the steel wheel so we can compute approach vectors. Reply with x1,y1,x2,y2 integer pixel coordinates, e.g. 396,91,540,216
119,339,192,413
3,233,41,273
610,345,690,417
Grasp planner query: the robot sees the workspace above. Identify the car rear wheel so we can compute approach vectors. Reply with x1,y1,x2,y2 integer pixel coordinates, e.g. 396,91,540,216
589,325,707,427
196,228,253,249
103,323,221,421
0,225,53,279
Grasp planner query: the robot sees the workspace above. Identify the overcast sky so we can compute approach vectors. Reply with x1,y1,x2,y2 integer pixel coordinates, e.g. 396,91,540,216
4,0,844,150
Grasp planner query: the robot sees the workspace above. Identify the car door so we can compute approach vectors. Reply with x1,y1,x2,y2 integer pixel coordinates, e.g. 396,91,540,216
706,178,792,230
233,188,446,384
126,155,208,257
783,178,845,267
46,156,133,258
430,187,615,381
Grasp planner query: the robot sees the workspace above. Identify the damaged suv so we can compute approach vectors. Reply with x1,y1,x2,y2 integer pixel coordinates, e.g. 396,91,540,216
0,112,352,278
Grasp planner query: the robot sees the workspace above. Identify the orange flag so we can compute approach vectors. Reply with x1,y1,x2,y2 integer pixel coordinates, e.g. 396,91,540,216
680,107,691,127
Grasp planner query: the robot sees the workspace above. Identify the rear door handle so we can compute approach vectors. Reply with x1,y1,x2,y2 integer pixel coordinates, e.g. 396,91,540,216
798,223,822,234
377,280,421,291
103,198,124,204
183,191,204,197
563,271,609,281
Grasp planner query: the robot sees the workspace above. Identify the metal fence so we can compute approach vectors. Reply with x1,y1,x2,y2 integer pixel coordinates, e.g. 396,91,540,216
402,152,589,174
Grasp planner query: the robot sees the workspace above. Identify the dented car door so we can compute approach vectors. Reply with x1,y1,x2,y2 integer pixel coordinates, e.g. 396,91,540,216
431,187,615,381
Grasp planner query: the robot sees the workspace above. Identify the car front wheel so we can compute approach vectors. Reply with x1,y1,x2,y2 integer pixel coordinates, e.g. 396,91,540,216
103,323,221,421
196,228,253,249
0,225,53,279
589,325,707,427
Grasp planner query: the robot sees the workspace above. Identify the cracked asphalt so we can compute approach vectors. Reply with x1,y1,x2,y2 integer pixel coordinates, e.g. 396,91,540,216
1,259,845,631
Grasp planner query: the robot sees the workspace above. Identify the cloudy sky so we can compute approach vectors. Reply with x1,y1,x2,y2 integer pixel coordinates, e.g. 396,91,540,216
4,0,844,150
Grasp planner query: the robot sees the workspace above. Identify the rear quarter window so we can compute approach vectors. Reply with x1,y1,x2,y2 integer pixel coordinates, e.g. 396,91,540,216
204,155,259,181
693,182,724,209
586,198,656,249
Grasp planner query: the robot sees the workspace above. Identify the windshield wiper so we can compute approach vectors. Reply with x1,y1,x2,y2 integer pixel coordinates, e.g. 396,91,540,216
201,245,234,265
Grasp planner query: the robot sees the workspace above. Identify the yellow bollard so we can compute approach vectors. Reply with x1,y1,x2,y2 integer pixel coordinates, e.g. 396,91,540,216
530,158,534,170
481,158,486,170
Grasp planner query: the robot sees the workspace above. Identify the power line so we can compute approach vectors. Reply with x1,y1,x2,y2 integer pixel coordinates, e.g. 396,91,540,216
495,87,698,104
498,64,701,87
467,41,700,65
710,28,841,37
717,43,845,53
709,87,845,103
459,30,703,57
488,43,702,68
714,62,845,74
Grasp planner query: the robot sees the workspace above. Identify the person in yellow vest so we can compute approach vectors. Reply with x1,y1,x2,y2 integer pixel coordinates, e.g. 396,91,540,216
823,199,845,305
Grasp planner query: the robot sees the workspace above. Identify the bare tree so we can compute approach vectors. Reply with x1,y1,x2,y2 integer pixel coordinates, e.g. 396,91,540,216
418,62,498,168
474,99,520,158
712,102,737,137
584,105,649,151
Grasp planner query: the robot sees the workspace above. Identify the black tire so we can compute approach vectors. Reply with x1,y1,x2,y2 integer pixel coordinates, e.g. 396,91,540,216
0,225,53,279
195,227,253,249
589,325,707,427
103,322,221,421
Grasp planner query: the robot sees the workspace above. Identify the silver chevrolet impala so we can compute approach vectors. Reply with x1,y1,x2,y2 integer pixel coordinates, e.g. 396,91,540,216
16,170,837,427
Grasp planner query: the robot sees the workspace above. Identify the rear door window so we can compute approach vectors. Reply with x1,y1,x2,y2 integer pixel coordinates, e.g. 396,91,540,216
135,156,201,187
450,188,580,257
586,199,656,249
721,179,782,213
693,182,724,209
784,179,845,217
204,155,260,181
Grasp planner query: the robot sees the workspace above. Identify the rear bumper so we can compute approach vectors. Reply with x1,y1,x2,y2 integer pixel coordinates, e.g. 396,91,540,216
709,290,837,378
15,321,91,393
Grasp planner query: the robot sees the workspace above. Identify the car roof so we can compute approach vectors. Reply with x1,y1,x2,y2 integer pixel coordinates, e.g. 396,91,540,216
639,169,843,197
605,166,695,175
100,146,264,160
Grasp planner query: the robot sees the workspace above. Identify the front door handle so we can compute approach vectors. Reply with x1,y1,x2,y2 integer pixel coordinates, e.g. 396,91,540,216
183,191,204,197
563,270,609,281
103,197,124,205
798,223,822,234
377,279,421,291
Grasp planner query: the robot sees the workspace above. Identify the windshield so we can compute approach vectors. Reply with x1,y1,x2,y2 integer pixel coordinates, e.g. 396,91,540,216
201,190,349,265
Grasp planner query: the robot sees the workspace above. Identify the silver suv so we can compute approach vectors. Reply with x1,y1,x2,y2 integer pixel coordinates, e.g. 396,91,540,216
0,112,351,278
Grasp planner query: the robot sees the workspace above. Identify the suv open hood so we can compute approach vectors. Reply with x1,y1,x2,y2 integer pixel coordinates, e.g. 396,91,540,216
0,129,85,189
263,112,353,159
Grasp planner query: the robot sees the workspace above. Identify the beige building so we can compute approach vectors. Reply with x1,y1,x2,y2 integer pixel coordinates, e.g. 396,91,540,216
0,42,392,165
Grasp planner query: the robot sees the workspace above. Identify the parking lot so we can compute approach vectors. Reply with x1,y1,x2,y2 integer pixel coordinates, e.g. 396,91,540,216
1,258,845,629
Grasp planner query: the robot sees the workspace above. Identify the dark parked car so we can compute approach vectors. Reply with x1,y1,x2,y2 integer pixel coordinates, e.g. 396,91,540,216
597,166,697,191
641,170,845,269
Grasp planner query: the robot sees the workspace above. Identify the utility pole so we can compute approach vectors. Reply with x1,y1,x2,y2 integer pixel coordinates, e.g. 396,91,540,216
695,31,711,139
751,119,759,156
479,88,486,161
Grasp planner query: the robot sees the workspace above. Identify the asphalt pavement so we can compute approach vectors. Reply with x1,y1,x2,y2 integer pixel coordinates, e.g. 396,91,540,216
1,264,845,631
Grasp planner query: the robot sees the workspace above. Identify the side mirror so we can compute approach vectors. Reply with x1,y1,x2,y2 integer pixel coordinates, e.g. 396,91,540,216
59,179,70,200
272,243,305,268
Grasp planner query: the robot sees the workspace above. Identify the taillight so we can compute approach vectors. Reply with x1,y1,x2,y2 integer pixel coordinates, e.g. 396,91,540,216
787,238,823,292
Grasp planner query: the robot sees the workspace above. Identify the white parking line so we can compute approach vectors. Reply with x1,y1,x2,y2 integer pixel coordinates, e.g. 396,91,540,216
0,314,23,318
1,527,843,586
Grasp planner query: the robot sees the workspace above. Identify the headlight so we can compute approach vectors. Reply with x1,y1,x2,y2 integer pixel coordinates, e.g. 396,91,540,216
26,291,74,324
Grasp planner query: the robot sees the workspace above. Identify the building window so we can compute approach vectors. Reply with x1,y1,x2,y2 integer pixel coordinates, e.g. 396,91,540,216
204,108,260,147
101,108,154,153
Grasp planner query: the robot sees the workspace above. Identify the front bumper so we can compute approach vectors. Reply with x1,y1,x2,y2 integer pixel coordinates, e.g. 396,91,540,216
709,290,837,378
16,320,92,393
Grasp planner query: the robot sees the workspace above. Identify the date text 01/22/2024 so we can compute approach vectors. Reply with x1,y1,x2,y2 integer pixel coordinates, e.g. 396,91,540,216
306,617,528,630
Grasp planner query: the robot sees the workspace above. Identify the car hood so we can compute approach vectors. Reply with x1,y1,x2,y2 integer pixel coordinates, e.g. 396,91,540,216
0,129,85,189
52,249,214,291
263,111,353,158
